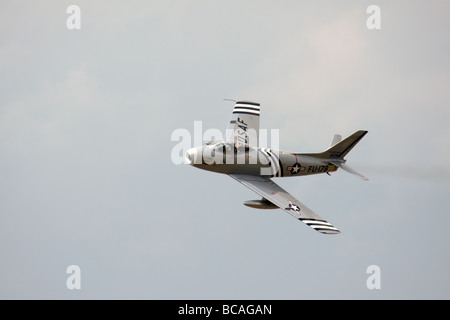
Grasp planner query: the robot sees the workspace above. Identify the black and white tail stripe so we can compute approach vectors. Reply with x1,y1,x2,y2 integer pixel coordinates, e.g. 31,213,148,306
298,218,341,234
233,101,260,116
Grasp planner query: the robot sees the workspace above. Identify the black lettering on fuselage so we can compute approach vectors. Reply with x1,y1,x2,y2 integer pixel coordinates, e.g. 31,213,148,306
307,165,329,173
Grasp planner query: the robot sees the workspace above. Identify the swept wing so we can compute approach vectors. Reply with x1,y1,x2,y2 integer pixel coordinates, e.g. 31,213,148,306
229,174,340,234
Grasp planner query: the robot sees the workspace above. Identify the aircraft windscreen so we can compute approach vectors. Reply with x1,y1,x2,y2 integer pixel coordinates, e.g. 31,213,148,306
213,142,234,153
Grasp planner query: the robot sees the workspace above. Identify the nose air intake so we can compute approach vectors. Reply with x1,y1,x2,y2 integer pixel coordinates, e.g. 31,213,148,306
185,148,195,164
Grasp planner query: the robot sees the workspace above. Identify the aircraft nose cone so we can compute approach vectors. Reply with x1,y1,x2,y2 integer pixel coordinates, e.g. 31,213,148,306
185,148,196,165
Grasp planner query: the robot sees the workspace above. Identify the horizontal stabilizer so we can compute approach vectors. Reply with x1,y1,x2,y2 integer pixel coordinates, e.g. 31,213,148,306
331,161,368,181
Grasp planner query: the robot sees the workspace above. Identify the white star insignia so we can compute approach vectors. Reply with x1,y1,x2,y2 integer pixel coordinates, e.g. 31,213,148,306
292,164,300,174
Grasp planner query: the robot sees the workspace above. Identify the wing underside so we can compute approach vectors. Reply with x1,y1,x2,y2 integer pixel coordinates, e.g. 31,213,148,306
229,174,340,234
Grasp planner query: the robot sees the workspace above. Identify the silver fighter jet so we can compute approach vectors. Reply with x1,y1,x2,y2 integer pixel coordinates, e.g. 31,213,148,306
185,101,368,235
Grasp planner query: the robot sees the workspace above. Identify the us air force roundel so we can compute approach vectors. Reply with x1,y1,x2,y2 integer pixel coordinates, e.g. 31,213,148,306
287,163,303,175
287,201,301,214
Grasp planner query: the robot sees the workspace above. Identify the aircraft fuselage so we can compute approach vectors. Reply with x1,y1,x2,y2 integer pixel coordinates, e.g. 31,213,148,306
185,143,338,178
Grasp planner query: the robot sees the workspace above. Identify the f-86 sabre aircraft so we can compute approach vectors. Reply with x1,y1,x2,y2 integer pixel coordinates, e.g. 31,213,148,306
185,101,368,235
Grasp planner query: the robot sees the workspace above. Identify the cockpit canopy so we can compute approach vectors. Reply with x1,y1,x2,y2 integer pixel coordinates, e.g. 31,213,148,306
209,141,251,153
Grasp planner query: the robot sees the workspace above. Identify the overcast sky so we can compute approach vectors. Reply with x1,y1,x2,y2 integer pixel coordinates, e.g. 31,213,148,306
1,0,449,299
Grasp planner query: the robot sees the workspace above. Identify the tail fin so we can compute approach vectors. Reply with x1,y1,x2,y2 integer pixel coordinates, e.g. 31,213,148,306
306,130,369,181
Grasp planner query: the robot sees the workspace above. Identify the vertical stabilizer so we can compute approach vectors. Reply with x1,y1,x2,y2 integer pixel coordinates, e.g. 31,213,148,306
301,130,369,181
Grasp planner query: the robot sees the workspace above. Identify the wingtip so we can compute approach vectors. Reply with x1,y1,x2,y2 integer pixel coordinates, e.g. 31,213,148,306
321,230,341,235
